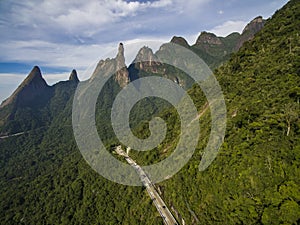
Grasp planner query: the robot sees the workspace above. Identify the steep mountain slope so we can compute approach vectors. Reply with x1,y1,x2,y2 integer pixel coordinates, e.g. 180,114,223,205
0,66,50,108
146,1,299,224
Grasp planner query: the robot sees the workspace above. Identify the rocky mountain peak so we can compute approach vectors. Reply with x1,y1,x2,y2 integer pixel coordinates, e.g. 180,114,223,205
22,66,46,86
196,32,223,45
133,46,162,72
235,16,266,50
115,43,129,87
68,69,79,83
242,16,265,34
170,36,190,48
117,42,126,66
118,43,124,57
91,43,129,88
134,46,156,62
116,43,126,70
0,66,50,108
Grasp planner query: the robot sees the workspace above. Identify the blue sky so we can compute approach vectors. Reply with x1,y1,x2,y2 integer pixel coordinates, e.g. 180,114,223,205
0,0,289,102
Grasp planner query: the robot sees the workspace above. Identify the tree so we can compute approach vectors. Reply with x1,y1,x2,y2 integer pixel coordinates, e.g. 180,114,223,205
283,102,299,136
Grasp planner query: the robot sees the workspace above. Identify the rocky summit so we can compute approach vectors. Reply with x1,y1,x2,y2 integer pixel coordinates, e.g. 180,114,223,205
115,43,130,87
0,66,49,108
68,69,79,83
91,43,129,88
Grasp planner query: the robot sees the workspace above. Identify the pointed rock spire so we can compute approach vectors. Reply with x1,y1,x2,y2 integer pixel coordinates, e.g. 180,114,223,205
69,69,79,83
116,42,126,68
115,43,129,87
117,43,125,58
0,66,49,108
90,43,129,88
22,66,47,87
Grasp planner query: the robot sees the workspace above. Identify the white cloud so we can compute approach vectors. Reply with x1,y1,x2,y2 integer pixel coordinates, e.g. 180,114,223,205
0,74,26,102
173,0,211,13
0,0,213,39
151,0,172,8
0,74,26,85
3,0,175,36
208,20,247,37
0,0,215,50
43,72,73,84
0,40,115,69
0,36,171,70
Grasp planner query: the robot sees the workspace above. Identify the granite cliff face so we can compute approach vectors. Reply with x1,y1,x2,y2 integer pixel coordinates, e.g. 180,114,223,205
91,43,129,87
128,44,192,88
115,43,130,87
236,16,266,50
133,46,162,72
242,16,265,35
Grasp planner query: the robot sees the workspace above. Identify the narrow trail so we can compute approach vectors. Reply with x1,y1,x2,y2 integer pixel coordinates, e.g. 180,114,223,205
0,125,60,139
0,132,25,139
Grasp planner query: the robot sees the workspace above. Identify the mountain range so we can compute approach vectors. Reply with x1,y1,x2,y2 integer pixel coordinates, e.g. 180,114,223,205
0,15,265,136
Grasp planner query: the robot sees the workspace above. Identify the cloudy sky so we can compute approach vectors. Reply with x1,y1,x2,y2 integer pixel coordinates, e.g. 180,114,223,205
0,0,289,102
